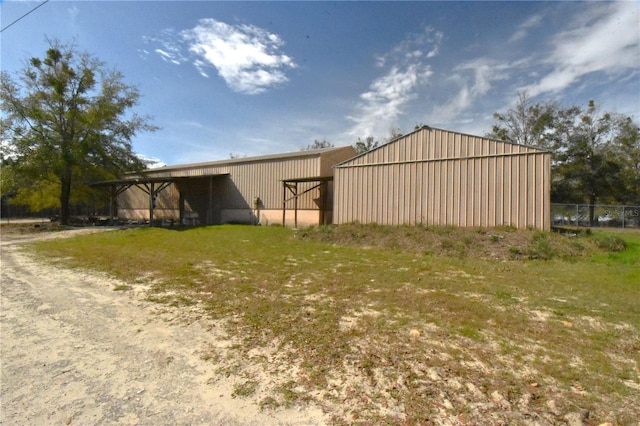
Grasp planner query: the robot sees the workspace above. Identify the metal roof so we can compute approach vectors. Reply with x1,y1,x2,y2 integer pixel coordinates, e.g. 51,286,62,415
147,146,355,173
90,173,230,187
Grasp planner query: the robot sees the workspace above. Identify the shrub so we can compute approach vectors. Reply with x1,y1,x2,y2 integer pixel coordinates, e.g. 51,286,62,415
594,235,627,252
527,231,555,260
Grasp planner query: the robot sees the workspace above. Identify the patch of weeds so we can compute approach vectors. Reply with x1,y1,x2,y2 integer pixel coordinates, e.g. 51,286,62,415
259,396,280,411
146,294,173,304
232,380,259,398
509,246,524,258
457,326,483,341
494,290,513,302
427,225,457,235
439,239,455,251
200,348,220,363
462,235,476,246
593,235,626,252
113,284,130,291
276,380,307,407
527,231,555,260
216,363,241,378
170,294,196,307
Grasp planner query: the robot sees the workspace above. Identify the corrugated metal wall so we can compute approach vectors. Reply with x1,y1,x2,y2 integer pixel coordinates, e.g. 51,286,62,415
334,127,551,230
117,146,356,225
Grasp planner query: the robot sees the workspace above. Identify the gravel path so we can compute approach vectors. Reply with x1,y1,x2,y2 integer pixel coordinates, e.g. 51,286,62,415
0,230,325,425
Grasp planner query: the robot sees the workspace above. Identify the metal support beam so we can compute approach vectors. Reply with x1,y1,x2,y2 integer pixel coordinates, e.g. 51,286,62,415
281,177,331,228
138,181,172,227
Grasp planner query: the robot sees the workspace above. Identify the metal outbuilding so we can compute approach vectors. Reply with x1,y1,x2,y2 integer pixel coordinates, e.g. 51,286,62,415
333,126,551,230
113,146,356,227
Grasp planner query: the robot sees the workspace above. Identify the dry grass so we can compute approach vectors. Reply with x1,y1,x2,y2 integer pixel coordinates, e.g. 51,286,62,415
23,224,640,424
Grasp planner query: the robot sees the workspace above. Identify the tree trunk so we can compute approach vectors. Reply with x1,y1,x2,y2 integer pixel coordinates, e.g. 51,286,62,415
59,164,73,225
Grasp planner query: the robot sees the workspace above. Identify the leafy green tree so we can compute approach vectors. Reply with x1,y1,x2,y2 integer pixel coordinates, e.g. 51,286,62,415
303,139,334,150
612,117,640,204
553,101,634,223
353,136,379,155
0,40,156,224
491,97,639,223
488,91,559,149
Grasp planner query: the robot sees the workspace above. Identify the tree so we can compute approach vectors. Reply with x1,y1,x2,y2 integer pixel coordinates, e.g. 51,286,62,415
553,101,629,223
353,136,379,155
613,117,640,204
0,40,156,224
488,91,559,149
491,96,640,224
303,139,334,150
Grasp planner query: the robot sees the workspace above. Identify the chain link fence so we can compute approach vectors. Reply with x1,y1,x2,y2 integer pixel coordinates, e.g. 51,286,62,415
1,199,110,224
551,203,640,229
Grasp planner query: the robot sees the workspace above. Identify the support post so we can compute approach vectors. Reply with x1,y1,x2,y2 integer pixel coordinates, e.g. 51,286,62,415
149,182,155,227
321,181,328,225
294,182,298,228
179,191,185,226
208,176,213,225
109,184,115,225
282,182,286,226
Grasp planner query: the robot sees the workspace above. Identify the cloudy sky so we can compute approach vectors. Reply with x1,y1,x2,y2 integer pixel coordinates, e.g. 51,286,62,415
1,1,639,166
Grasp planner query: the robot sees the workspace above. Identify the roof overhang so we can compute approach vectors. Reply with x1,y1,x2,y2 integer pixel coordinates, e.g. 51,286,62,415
89,173,230,188
282,176,333,184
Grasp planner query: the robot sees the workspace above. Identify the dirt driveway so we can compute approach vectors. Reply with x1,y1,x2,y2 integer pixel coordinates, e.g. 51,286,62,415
0,230,325,425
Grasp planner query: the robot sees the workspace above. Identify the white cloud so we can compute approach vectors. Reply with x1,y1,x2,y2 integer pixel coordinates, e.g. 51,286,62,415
428,58,510,125
144,19,296,94
155,49,181,65
348,64,433,138
523,2,639,97
137,154,167,169
347,27,441,138
67,5,79,20
509,13,543,43
143,30,188,65
180,19,296,94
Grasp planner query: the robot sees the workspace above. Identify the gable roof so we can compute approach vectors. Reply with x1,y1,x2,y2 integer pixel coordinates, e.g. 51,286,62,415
335,126,549,168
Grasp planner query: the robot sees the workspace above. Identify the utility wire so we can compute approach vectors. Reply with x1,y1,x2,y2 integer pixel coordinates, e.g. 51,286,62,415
1,0,50,33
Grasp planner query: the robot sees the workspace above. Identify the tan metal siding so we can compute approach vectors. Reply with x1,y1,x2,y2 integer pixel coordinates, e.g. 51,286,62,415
118,146,356,226
334,127,551,230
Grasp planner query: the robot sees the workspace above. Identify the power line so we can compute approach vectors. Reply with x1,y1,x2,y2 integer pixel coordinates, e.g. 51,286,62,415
1,0,50,33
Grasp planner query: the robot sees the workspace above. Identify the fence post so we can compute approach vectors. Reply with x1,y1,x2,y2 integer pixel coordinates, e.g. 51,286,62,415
576,204,579,227
622,206,625,229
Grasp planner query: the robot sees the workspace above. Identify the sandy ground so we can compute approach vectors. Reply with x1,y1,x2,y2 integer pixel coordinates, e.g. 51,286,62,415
0,229,325,425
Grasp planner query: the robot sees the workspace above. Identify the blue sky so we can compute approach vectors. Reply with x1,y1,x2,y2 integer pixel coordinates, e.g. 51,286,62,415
1,1,639,167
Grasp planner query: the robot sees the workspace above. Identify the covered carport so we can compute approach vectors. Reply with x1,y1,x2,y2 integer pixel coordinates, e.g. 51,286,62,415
91,173,229,226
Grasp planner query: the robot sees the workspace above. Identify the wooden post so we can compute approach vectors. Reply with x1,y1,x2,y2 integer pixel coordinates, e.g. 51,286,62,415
109,184,115,225
294,182,298,228
179,190,185,226
321,181,328,225
282,182,286,226
149,182,155,227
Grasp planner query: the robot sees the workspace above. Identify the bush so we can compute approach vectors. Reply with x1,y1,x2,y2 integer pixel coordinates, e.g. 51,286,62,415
527,231,555,260
594,235,627,252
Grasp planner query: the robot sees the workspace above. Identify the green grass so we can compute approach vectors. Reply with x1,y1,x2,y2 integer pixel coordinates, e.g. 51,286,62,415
26,224,640,424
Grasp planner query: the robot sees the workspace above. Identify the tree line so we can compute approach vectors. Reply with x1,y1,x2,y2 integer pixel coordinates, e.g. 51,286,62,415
1,42,638,225
488,92,639,208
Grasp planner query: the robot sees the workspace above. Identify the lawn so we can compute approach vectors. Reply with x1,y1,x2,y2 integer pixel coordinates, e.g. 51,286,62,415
28,224,640,424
